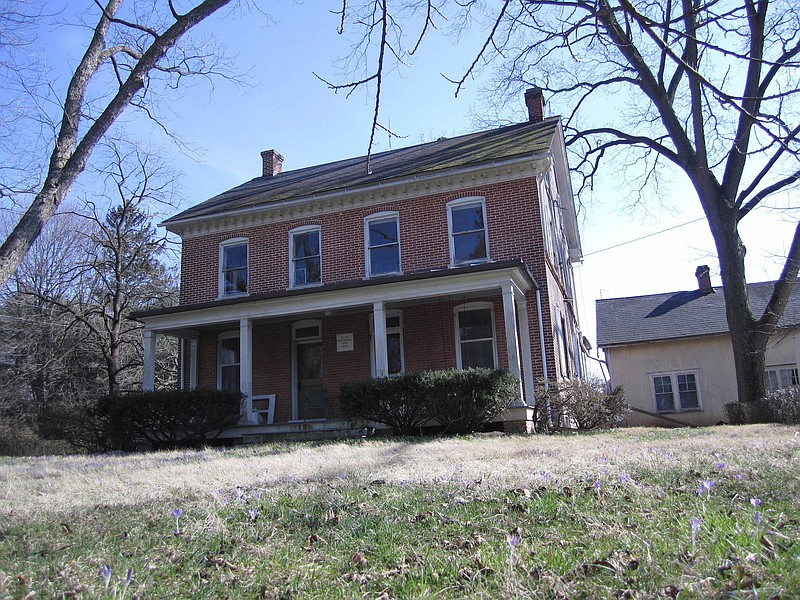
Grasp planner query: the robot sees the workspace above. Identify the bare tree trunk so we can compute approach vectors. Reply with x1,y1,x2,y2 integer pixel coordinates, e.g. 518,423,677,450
0,0,234,287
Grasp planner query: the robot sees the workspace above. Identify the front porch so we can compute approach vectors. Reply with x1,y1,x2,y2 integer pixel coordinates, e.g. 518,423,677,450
136,261,545,434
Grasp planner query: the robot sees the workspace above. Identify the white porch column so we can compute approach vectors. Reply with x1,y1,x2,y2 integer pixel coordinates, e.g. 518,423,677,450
373,301,389,378
142,330,156,391
189,339,199,390
515,292,536,405
502,284,524,403
239,318,255,423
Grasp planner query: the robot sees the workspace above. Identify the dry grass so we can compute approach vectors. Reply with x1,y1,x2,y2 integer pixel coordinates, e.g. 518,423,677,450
2,424,796,521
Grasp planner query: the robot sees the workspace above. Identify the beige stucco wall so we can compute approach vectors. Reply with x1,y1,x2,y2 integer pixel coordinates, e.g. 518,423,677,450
605,328,800,427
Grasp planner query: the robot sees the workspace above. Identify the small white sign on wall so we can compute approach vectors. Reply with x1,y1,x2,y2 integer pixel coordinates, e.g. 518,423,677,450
336,333,354,352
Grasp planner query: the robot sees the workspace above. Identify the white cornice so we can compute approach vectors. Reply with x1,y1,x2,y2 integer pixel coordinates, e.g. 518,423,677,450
141,265,534,333
167,156,550,239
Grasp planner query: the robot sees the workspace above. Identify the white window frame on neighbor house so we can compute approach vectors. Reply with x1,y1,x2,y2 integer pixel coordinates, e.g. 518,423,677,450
651,371,702,413
289,225,322,288
765,365,799,394
364,211,401,278
217,331,241,392
447,197,490,266
218,238,249,297
370,309,405,376
454,302,498,369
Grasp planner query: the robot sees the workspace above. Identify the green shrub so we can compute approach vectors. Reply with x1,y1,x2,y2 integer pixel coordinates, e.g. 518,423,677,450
340,372,429,435
421,368,519,434
95,388,243,451
340,368,518,435
535,378,627,431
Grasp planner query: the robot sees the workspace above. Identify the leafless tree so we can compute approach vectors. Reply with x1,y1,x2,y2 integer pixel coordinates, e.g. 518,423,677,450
0,0,237,287
331,0,800,404
33,143,179,396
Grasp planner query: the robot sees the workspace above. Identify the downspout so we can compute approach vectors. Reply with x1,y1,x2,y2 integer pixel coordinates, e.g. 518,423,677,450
535,288,553,428
179,338,184,390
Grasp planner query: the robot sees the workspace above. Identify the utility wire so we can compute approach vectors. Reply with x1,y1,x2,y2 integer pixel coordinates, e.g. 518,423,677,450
584,216,707,257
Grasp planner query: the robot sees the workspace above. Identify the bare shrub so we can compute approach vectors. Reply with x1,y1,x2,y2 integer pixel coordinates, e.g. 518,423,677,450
536,378,627,431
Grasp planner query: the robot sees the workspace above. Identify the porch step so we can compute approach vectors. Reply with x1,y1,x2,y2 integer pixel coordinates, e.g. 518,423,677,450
222,419,384,444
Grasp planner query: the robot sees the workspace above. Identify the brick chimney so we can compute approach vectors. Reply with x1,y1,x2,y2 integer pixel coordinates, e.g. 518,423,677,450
695,265,714,294
524,88,545,122
260,149,284,177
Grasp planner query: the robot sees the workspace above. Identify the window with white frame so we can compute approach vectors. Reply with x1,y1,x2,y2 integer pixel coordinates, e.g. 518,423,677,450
219,238,248,296
365,212,401,277
290,226,321,287
651,372,701,412
765,365,799,394
455,303,497,369
218,333,240,393
448,198,489,265
371,310,405,376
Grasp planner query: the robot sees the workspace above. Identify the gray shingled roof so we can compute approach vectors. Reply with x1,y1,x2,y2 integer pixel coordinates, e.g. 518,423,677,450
164,118,560,225
596,280,800,347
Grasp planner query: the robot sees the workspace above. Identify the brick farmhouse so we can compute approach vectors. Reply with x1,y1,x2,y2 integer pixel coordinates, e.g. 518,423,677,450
133,89,585,439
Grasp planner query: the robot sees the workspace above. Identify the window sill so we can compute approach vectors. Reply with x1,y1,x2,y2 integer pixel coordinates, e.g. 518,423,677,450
288,282,323,291
218,291,249,300
450,259,490,268
655,408,703,414
364,271,403,280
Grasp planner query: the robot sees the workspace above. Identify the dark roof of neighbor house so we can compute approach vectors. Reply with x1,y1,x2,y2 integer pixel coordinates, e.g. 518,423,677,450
596,280,800,348
163,118,561,225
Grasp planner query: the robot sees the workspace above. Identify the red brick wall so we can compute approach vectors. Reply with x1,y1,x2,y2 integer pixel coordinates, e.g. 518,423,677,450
179,179,542,304
181,173,577,401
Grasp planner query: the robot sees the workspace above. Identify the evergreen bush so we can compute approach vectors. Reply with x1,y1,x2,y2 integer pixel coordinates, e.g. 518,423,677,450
340,368,518,435
93,388,243,450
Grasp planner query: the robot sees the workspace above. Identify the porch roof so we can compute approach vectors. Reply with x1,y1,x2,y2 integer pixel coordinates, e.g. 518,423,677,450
133,260,538,332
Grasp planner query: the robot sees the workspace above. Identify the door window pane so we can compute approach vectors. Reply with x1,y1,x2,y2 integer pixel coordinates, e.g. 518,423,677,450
220,337,240,392
387,332,403,375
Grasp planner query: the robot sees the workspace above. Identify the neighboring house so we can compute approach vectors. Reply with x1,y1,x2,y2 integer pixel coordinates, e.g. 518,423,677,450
133,89,584,439
596,267,800,427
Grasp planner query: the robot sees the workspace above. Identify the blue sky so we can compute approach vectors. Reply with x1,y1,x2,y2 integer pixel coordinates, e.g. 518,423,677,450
9,1,799,356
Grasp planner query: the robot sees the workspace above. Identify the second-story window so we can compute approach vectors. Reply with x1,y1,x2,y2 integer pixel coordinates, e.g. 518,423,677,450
219,238,248,296
448,198,489,265
290,226,321,287
365,212,400,277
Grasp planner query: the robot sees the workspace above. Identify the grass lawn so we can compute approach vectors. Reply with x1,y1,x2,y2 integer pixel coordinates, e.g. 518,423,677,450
1,424,798,598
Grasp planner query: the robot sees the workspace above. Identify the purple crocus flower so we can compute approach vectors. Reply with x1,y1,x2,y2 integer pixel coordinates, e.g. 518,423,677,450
506,530,520,548
689,517,701,553
170,508,183,534
100,565,111,591
696,479,715,497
